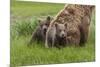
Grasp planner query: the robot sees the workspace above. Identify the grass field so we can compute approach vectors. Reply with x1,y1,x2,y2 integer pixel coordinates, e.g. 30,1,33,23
10,1,95,67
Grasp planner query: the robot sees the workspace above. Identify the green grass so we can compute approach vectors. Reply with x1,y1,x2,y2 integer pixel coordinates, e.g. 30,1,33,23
10,35,95,66
11,0,64,17
11,35,95,66
10,1,95,67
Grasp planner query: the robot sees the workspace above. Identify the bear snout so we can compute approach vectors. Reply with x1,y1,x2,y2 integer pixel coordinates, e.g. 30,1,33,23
60,31,66,38
43,28,47,34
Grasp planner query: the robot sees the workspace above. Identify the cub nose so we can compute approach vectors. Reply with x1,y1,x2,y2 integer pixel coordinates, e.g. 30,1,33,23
44,28,46,31
43,28,47,34
62,34,65,37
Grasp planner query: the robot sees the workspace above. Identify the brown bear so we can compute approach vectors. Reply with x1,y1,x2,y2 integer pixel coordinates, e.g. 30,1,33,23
45,4,94,47
28,16,52,46
45,23,67,48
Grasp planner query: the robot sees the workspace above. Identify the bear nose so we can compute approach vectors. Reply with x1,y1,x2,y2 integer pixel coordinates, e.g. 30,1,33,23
62,34,64,37
62,34,65,37
44,28,47,32
43,28,47,34
61,31,65,36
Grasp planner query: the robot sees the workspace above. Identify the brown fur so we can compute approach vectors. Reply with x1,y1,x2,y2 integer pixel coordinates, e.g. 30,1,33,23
45,4,95,48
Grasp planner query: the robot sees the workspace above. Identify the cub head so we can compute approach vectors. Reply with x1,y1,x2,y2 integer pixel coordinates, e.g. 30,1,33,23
55,23,67,38
38,16,52,35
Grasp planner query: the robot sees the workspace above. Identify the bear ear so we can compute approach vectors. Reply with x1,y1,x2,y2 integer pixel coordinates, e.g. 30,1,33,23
55,23,58,28
46,16,51,21
38,19,41,23
64,23,67,28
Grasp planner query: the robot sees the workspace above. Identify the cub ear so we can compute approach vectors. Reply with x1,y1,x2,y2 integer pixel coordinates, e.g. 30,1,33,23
55,23,58,28
64,23,67,28
38,19,41,23
46,16,51,21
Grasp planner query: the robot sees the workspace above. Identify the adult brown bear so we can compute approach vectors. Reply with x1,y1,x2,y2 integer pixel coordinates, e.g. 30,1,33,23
45,4,95,48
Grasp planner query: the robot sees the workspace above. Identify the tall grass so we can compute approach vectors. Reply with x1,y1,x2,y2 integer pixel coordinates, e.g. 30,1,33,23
11,17,39,39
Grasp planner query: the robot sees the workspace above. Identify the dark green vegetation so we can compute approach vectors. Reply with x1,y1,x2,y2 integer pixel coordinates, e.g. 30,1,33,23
10,1,95,67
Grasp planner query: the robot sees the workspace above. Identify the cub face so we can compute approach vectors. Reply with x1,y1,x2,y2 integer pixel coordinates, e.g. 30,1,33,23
39,16,51,35
55,23,67,38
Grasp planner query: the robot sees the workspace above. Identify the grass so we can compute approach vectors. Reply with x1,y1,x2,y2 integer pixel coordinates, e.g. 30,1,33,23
11,17,39,38
11,35,95,66
10,1,95,67
10,35,95,66
11,0,64,17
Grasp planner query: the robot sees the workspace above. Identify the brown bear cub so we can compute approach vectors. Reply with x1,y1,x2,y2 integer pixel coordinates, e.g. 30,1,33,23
28,16,52,45
45,23,67,48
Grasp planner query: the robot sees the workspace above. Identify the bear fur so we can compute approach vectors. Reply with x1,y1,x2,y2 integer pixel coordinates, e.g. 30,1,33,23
45,4,94,47
28,16,52,45
65,4,95,46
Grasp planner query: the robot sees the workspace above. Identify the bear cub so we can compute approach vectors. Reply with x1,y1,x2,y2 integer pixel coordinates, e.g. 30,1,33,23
28,16,52,45
45,23,67,48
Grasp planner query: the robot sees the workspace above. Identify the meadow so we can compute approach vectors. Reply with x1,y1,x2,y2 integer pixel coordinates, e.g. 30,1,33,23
10,1,95,67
